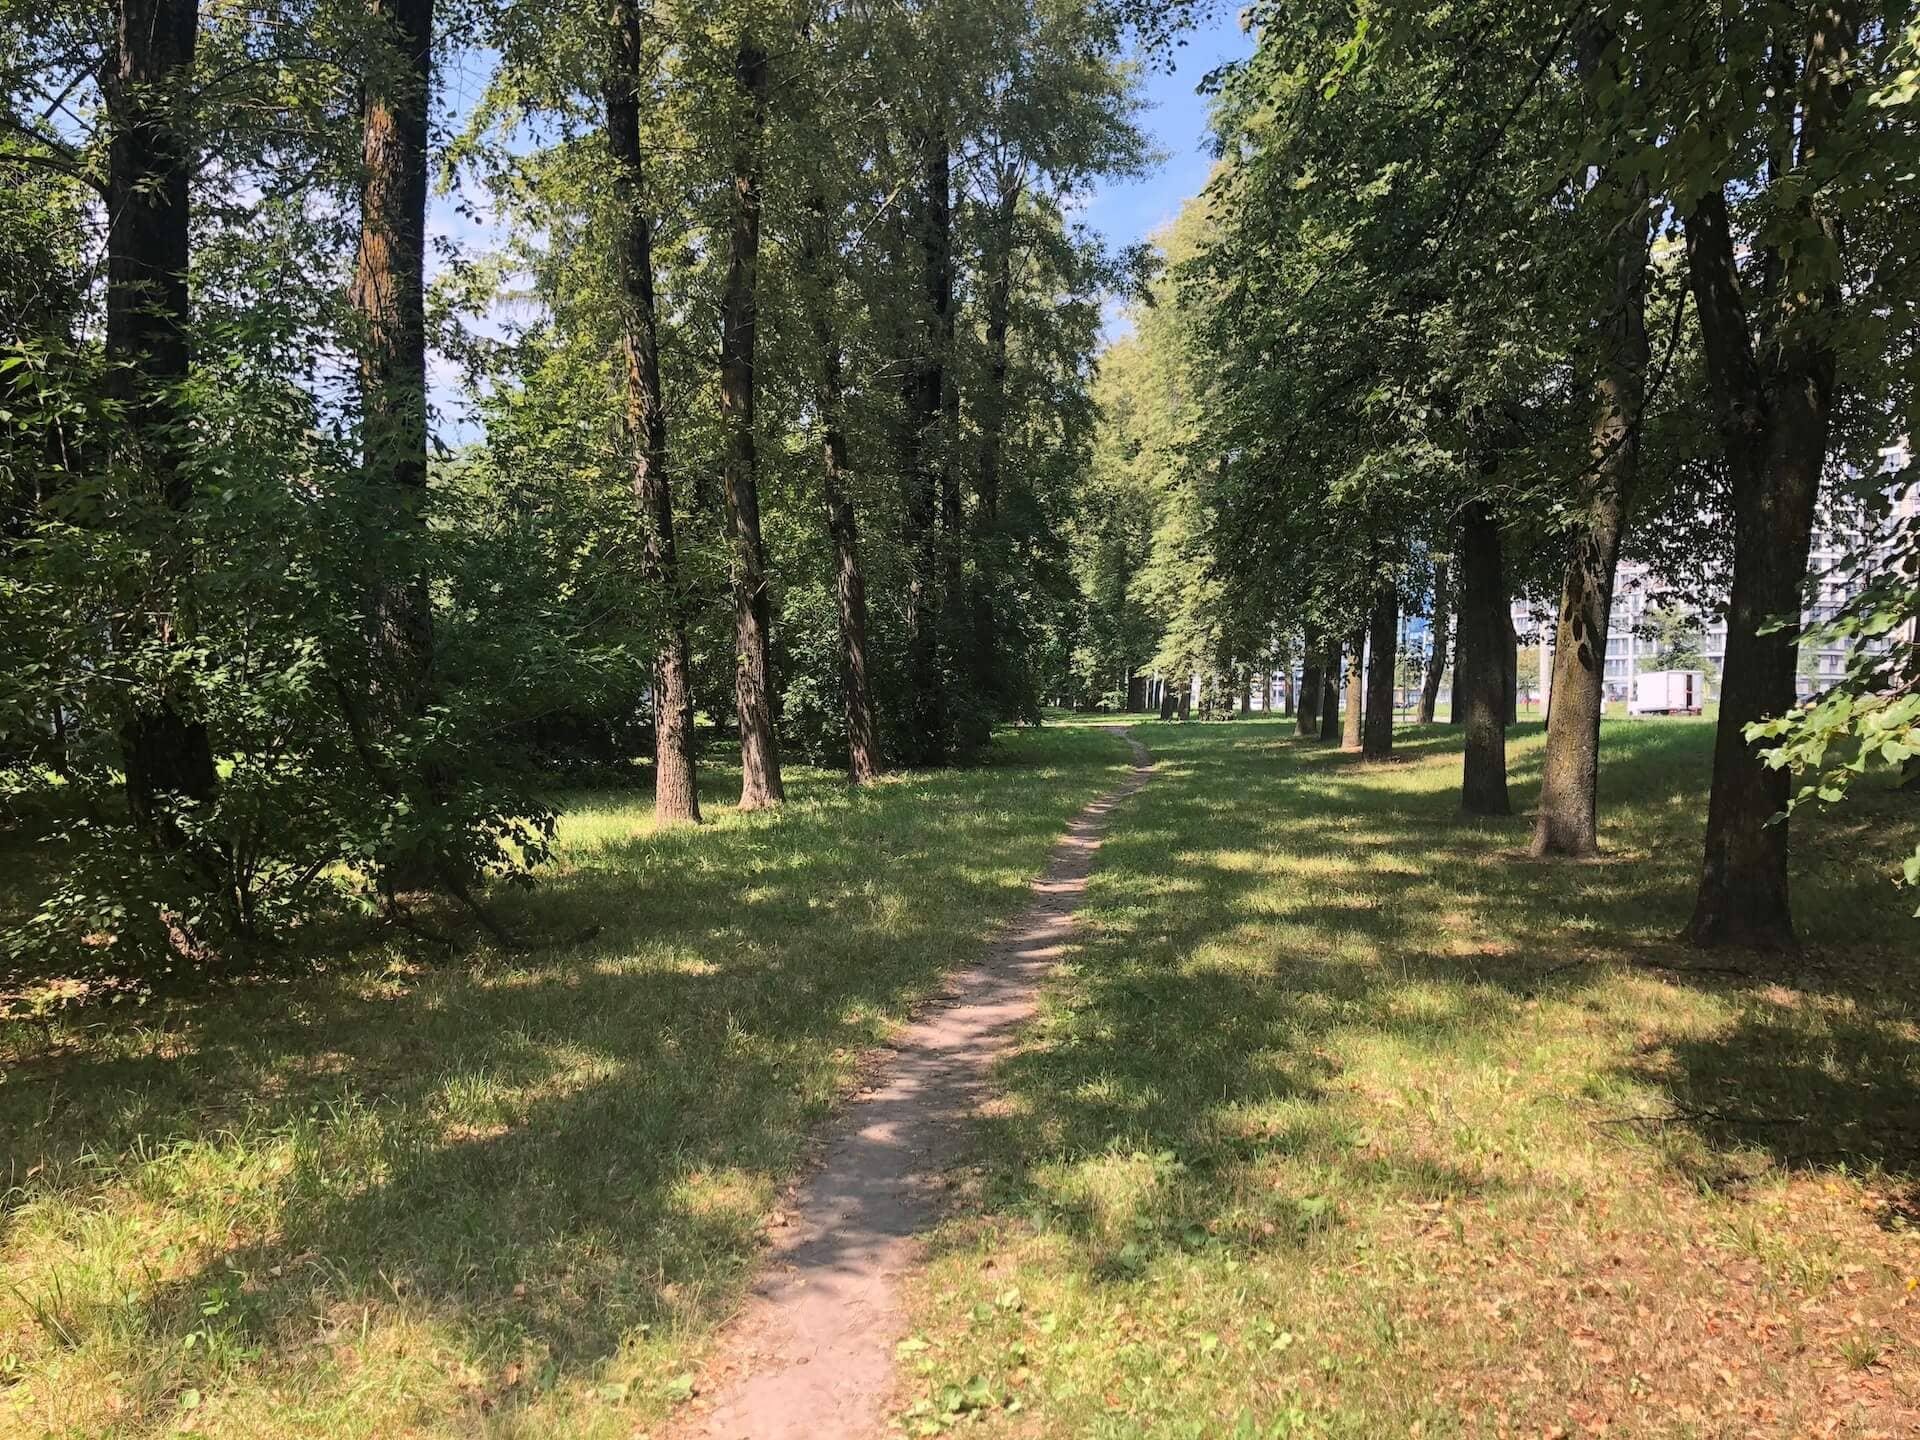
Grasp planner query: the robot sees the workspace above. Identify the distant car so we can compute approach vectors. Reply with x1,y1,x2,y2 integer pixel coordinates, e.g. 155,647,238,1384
1630,670,1705,716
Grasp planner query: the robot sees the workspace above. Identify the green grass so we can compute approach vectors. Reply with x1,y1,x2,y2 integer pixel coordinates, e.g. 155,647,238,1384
892,717,1920,1438
6,717,1917,1438
0,725,1135,1437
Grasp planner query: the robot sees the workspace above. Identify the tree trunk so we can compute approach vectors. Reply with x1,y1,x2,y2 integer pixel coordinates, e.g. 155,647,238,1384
1282,664,1294,717
970,173,1021,704
1342,625,1365,750
1364,585,1398,758
353,0,435,717
1159,682,1176,721
1318,639,1342,743
718,37,783,810
1177,676,1191,721
1239,670,1252,716
1297,631,1322,737
823,414,880,784
1457,499,1511,815
106,0,218,854
1683,178,1835,947
798,199,880,786
1532,155,1650,855
1418,558,1450,724
606,0,700,824
898,127,951,765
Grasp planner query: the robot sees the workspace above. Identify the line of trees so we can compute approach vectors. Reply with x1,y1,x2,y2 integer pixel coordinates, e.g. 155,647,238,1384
0,0,1150,970
1068,1,1919,950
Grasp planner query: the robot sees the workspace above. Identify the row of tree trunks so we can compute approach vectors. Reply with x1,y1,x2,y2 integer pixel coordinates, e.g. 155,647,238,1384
1417,558,1451,725
1363,585,1398,758
606,0,701,824
717,37,784,810
1456,498,1511,815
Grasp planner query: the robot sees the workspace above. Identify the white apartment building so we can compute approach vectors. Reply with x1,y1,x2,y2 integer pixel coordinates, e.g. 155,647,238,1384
1525,471,1915,705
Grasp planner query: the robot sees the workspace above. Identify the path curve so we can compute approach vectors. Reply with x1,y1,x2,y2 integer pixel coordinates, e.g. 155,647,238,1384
683,727,1154,1440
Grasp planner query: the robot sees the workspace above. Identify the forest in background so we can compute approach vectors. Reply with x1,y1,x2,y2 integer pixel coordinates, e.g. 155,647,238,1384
3,0,1917,980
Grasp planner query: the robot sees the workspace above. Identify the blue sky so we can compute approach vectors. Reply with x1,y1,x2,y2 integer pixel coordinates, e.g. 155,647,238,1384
1081,11,1252,259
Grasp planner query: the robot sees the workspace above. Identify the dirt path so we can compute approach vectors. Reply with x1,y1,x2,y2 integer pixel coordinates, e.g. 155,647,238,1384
683,728,1154,1440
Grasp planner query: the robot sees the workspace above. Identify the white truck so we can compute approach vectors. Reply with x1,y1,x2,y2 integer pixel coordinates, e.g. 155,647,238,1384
1630,669,1705,716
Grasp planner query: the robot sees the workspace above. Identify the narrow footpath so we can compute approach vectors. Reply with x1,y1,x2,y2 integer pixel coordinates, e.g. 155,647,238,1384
684,728,1155,1440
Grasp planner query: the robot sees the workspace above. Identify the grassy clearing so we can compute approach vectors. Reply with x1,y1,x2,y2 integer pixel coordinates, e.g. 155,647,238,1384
0,725,1134,1438
895,716,1920,1438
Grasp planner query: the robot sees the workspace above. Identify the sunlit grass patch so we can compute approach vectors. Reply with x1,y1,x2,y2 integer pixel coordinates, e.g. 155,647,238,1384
902,715,1920,1438
0,724,1134,1438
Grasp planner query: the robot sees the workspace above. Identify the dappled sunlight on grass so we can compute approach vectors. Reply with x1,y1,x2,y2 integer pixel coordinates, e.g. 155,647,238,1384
901,715,1920,1437
0,725,1135,1438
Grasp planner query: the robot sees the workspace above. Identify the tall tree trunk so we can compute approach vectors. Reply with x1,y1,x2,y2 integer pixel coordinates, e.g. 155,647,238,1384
1319,638,1341,744
1532,164,1651,856
606,0,699,824
1177,674,1191,721
1239,670,1252,716
106,0,218,856
1418,558,1450,724
1158,681,1176,722
1341,625,1365,750
1683,188,1834,946
353,0,434,717
1297,631,1322,737
798,190,880,785
898,127,951,764
822,398,880,784
971,172,1021,699
718,37,783,809
1364,585,1398,758
1457,499,1512,815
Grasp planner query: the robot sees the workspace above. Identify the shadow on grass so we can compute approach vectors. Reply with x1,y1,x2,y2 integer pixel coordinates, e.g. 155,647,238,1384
937,715,1919,1295
0,725,1136,1429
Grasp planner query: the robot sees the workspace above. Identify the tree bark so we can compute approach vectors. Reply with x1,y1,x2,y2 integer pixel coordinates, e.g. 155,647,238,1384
106,0,218,853
1341,625,1365,749
1158,681,1176,721
1319,638,1342,744
718,36,783,809
606,2,700,824
1297,630,1322,738
798,190,880,785
1418,558,1450,724
898,126,952,764
352,0,434,717
1364,585,1398,758
823,402,881,784
1683,184,1834,946
1177,675,1191,721
1532,152,1650,855
1457,499,1512,815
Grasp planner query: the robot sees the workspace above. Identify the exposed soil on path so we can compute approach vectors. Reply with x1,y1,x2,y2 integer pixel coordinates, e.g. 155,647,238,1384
680,728,1154,1440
